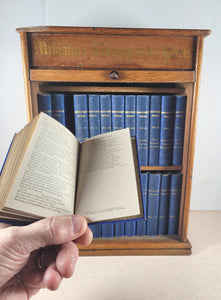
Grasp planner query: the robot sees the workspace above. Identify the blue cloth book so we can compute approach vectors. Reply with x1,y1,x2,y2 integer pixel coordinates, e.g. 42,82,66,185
111,95,125,131
124,220,136,237
159,95,176,166
172,96,187,166
100,95,112,133
100,95,113,237
88,94,101,137
146,172,161,236
51,94,74,132
168,172,183,235
37,94,52,116
149,95,161,166
136,95,150,166
89,223,102,239
73,94,89,142
136,172,148,236
158,172,171,235
125,95,136,136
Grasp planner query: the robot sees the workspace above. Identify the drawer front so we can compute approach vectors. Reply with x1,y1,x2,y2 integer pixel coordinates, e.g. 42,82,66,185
29,33,196,70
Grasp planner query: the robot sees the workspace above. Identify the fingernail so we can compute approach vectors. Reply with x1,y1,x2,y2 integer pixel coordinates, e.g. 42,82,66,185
72,215,83,234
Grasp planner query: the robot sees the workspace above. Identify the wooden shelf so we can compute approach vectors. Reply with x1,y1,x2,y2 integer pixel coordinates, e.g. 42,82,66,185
79,236,192,256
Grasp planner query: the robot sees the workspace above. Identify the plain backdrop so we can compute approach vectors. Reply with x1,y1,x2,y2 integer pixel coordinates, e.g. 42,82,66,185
0,0,220,210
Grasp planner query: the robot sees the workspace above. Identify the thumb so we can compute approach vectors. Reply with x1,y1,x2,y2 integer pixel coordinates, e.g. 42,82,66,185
8,215,88,255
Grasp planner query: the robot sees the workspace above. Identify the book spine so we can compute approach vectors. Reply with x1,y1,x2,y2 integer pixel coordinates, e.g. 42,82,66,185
100,94,113,238
124,220,136,237
159,95,176,166
51,94,66,126
146,172,161,236
100,95,112,133
37,94,52,116
111,95,125,131
102,222,114,238
172,96,187,166
149,95,161,166
89,223,102,239
88,94,101,137
112,95,125,236
136,95,150,166
168,172,183,235
114,222,125,237
158,172,171,235
125,95,136,136
136,172,148,236
73,94,89,142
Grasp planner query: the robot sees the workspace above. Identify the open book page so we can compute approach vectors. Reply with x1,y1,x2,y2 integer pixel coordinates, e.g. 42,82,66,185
75,128,142,223
5,113,79,218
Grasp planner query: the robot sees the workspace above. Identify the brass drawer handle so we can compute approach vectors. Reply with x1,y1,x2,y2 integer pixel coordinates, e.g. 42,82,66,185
109,71,119,80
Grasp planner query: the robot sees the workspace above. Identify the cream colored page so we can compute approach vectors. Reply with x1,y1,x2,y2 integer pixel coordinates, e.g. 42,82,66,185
6,113,79,217
75,128,140,222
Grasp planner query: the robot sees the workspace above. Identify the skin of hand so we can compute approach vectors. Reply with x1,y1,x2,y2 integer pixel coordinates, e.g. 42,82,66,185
0,215,93,299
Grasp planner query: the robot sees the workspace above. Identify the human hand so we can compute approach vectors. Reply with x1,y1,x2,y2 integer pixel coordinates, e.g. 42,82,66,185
0,215,93,299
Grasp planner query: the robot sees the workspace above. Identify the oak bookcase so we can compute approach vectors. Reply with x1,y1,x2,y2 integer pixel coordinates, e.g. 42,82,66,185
16,26,210,256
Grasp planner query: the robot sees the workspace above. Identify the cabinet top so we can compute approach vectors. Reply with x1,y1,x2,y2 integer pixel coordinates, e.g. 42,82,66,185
16,26,211,37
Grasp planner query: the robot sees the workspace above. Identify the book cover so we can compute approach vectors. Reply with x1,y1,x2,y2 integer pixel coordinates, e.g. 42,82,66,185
172,96,187,166
136,172,148,236
149,95,161,166
136,95,150,166
100,95,112,133
73,94,89,142
125,95,136,136
37,94,52,116
146,172,161,236
88,94,101,137
159,95,176,166
111,95,125,131
168,172,183,235
158,172,171,235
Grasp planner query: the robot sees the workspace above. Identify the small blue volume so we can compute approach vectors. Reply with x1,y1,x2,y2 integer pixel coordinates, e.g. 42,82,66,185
168,172,183,235
73,94,89,142
136,172,148,236
158,172,171,235
136,95,150,166
125,95,136,136
159,95,176,166
149,95,161,166
146,172,161,236
172,96,187,166
37,94,52,116
88,94,101,137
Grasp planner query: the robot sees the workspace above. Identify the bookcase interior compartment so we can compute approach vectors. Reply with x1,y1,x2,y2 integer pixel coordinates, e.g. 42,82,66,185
17,26,210,256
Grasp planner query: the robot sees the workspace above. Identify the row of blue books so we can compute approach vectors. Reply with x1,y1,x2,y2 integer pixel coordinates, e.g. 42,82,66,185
37,93,186,166
90,171,182,238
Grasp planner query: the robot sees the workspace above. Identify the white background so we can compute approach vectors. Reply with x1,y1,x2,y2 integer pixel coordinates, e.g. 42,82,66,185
0,0,220,210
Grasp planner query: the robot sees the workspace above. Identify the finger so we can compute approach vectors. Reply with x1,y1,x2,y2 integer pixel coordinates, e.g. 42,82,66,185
75,226,93,246
43,262,62,291
9,215,89,255
56,242,78,278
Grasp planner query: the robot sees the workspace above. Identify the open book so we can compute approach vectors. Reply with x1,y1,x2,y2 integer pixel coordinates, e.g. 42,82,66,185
0,112,144,224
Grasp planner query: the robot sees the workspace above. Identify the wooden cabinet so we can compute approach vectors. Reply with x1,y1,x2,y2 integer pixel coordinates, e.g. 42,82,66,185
17,26,210,255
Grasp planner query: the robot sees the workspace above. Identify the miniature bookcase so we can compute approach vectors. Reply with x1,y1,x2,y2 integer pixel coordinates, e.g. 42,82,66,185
16,26,210,255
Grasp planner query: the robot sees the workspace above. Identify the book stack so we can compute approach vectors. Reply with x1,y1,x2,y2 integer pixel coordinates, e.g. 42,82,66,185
37,93,186,237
